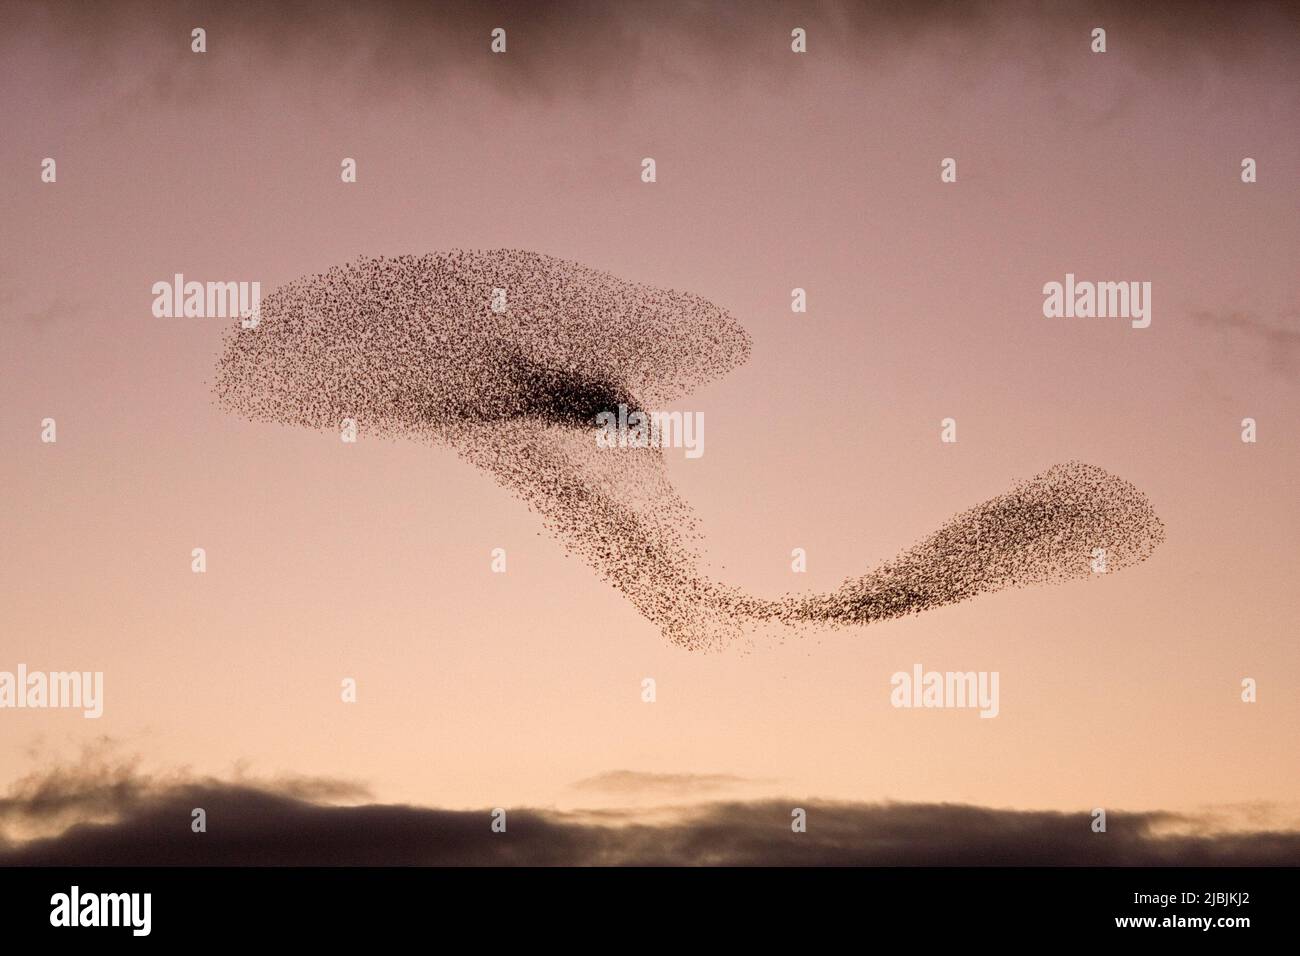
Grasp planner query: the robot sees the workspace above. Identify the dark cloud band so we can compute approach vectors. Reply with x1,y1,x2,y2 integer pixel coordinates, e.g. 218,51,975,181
4,770,1296,866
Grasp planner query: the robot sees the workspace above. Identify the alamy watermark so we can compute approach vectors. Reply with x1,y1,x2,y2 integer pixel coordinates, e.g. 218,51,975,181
1042,273,1151,328
152,273,261,327
50,886,150,936
595,404,705,459
890,663,999,718
0,665,103,718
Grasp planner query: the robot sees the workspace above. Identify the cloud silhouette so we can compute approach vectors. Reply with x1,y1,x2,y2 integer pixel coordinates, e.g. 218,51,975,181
3,0,1295,111
3,756,1297,866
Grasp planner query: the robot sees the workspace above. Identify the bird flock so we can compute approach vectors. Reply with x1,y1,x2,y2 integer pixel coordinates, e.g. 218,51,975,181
215,250,1165,649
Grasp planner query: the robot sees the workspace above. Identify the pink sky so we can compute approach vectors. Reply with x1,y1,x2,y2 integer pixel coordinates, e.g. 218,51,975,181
0,2,1296,834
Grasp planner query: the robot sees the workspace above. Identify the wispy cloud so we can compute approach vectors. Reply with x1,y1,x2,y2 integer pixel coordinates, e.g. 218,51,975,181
1191,309,1300,378
0,741,368,847
570,770,759,797
0,282,86,331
